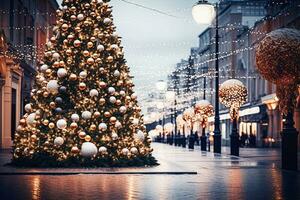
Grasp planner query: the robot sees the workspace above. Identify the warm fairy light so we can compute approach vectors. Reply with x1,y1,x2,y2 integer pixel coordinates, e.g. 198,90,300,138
194,100,214,128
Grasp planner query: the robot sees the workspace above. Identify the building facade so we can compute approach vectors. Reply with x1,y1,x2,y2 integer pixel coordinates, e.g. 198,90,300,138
167,0,300,147
0,0,58,149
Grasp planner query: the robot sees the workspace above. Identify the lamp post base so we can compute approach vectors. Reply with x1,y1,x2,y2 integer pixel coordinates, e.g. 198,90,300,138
230,134,239,156
281,111,298,170
213,133,221,153
201,135,207,151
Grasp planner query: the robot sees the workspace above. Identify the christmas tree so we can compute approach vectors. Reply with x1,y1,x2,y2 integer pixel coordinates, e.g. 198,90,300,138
12,0,157,167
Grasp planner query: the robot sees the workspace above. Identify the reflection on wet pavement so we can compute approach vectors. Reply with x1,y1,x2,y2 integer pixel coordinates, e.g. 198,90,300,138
0,143,299,200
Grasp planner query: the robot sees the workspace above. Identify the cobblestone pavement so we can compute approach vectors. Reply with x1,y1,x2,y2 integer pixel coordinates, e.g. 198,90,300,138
0,143,299,200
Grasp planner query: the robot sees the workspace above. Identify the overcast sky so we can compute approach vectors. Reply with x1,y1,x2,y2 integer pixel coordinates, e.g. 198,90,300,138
56,0,209,101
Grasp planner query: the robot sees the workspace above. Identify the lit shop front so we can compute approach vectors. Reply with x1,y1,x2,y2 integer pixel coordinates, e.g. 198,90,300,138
208,105,269,147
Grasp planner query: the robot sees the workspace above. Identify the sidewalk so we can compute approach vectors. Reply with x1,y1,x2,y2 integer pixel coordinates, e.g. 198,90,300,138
0,143,300,200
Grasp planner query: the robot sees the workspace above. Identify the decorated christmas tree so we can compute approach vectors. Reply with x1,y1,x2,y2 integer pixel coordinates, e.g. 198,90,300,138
12,0,157,167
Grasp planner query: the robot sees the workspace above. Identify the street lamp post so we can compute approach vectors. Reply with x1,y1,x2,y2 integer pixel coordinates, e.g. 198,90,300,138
192,0,221,153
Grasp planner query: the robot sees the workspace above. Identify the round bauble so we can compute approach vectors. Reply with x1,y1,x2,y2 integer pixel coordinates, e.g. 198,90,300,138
112,132,118,140
47,80,59,94
85,135,91,142
77,14,84,21
131,93,137,100
119,106,127,113
54,137,64,146
55,97,63,104
57,68,67,78
61,23,68,31
55,107,63,113
56,119,67,129
97,44,105,52
108,87,115,94
70,122,78,129
103,18,111,25
110,116,117,124
113,70,120,77
82,111,92,120
89,89,99,97
26,113,36,126
134,130,145,142
59,86,67,93
40,64,48,72
79,82,86,90
120,90,126,96
71,146,80,154
104,111,111,118
79,131,86,139
24,104,32,113
98,123,107,131
109,96,116,104
87,57,94,65
49,122,55,129
74,40,81,47
107,56,113,63
122,148,129,156
110,44,118,51
79,71,87,79
130,147,138,154
99,81,107,88
52,52,60,60
115,121,122,129
99,146,107,154
81,142,98,157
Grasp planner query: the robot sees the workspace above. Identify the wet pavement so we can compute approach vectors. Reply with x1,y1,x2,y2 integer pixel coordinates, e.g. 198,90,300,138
0,143,299,200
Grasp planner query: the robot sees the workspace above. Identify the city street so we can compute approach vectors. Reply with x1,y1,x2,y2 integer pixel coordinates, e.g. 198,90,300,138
0,143,299,200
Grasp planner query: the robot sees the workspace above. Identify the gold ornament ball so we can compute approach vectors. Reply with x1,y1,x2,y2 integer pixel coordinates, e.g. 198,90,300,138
74,40,81,47
49,122,55,129
43,120,49,126
69,74,77,81
70,122,78,129
107,56,113,63
83,50,90,57
61,23,68,31
79,131,86,139
87,42,94,48
104,111,111,118
49,102,56,108
66,49,72,55
71,146,80,154
43,91,49,98
90,124,97,131
70,15,76,21
99,98,106,105
110,116,117,124
31,135,37,141
99,81,107,88
85,135,91,142
20,119,26,125
94,111,101,118
87,57,94,65
116,99,121,106
79,82,86,90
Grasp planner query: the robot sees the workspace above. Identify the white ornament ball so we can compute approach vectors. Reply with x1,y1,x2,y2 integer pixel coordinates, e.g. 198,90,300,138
122,148,129,156
38,76,45,82
47,80,59,94
108,87,115,94
130,147,138,154
97,44,105,52
98,123,107,131
112,132,118,140
82,111,92,120
81,142,98,157
71,114,80,122
77,14,84,21
113,70,120,77
24,104,32,113
111,44,118,50
56,119,67,129
103,18,111,24
79,71,87,79
26,113,36,126
62,6,68,10
115,121,122,129
109,96,116,104
89,89,99,97
119,106,127,113
54,137,64,146
99,146,107,154
131,93,137,100
57,68,67,78
134,130,145,142
52,52,60,60
40,64,48,72
120,90,126,96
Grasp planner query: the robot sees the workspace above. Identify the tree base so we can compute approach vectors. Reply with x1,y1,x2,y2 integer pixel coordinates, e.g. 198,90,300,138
9,154,158,168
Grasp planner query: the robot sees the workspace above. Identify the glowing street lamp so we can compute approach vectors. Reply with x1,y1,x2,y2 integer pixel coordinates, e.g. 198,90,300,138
192,0,221,153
